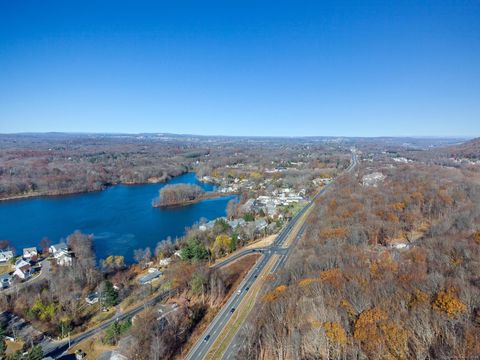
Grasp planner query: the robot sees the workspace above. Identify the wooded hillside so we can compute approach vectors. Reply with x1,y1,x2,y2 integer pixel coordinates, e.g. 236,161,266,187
239,164,480,359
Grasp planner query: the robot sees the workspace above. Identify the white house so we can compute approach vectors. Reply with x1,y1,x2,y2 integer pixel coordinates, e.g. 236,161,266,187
158,257,172,267
13,259,32,280
0,250,13,264
49,242,68,258
56,251,73,266
23,247,38,261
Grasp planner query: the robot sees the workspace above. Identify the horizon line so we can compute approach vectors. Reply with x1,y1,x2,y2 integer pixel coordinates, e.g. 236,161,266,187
0,131,475,140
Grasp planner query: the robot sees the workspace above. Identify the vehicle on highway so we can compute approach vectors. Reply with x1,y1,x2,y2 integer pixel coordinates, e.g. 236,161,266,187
237,289,241,294
245,287,249,291
230,308,235,313
204,335,211,342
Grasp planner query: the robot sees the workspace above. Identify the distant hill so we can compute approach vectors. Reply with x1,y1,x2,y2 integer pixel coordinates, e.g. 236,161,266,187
444,137,480,159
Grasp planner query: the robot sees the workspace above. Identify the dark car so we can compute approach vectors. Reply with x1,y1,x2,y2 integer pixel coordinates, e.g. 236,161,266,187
245,287,250,291
204,335,211,342
230,308,235,313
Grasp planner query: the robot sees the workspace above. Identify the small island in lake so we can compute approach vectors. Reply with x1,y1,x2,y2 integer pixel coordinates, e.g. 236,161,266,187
152,183,221,208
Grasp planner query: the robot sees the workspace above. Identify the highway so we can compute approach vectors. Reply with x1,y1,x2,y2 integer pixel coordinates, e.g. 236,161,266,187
186,152,357,360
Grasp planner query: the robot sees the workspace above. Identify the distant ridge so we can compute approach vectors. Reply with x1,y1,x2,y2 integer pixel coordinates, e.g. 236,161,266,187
442,137,480,159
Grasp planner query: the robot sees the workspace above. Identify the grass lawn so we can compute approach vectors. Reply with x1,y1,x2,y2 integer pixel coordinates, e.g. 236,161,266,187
0,264,12,275
69,335,115,360
6,339,24,355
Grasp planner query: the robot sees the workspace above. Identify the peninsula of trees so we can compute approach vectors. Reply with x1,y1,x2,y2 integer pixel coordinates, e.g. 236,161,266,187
153,183,220,208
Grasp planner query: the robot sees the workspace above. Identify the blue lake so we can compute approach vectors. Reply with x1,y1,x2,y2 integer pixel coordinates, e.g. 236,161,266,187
0,173,234,263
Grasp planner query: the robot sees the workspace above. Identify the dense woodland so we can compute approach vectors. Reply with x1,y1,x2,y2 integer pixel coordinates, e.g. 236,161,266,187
0,133,347,200
153,184,211,207
0,134,191,199
238,163,480,359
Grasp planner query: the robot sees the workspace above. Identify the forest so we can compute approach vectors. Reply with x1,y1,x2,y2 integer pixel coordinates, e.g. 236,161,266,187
153,184,219,207
238,162,480,359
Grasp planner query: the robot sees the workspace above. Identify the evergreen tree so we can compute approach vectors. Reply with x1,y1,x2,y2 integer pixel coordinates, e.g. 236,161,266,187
102,280,118,307
25,345,43,360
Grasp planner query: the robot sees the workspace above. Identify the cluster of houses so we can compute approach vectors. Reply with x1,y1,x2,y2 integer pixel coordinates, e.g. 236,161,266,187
198,216,269,233
0,242,74,289
242,188,306,217
362,172,386,187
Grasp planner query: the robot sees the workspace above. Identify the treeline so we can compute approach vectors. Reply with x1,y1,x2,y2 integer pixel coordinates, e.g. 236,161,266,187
238,164,480,359
0,134,197,200
153,184,206,207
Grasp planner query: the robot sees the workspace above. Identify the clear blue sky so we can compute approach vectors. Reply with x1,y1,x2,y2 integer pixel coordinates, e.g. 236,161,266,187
1,1,479,137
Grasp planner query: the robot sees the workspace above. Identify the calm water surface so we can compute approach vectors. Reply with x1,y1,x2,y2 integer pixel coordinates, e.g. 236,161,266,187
0,173,233,263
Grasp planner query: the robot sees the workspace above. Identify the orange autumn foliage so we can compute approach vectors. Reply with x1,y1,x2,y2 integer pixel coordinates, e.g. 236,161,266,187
391,202,406,211
433,288,467,317
298,278,321,287
473,231,480,245
438,190,454,206
319,268,344,287
410,191,424,205
409,289,430,308
323,322,347,345
308,318,322,328
354,307,408,359
320,227,347,239
262,284,288,302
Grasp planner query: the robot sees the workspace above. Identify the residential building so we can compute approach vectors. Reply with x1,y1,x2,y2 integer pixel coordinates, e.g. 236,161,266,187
158,257,172,267
85,292,99,305
139,269,162,285
57,251,73,266
22,247,38,261
0,250,13,264
49,242,69,258
13,259,32,280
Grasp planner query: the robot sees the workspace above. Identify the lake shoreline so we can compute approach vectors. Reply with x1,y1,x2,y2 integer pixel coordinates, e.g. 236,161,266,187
0,172,191,203
152,192,234,208
0,172,232,263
